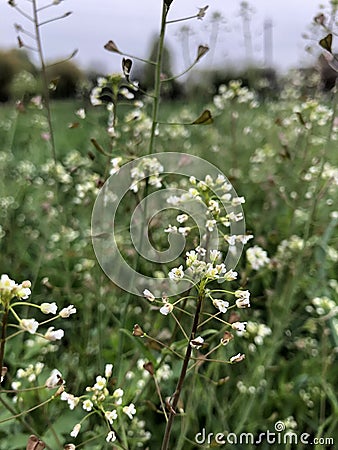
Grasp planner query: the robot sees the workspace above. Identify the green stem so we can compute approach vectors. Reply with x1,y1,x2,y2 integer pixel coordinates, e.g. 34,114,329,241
32,0,57,164
0,306,9,385
149,1,169,156
160,288,204,450
116,0,169,383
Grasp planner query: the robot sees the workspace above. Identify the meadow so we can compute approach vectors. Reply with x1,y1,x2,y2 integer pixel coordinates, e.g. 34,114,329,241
0,1,338,450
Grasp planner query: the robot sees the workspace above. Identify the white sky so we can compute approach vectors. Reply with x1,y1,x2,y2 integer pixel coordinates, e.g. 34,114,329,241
0,1,332,74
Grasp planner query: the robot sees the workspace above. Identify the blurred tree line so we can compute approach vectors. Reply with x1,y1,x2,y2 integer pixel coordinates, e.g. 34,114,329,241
0,41,337,103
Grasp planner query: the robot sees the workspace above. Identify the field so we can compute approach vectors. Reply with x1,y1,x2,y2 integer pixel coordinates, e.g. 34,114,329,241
0,2,338,450
0,77,337,449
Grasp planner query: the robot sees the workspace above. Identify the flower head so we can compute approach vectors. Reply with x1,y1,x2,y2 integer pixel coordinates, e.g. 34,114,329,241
106,431,117,442
82,399,93,411
123,403,136,419
168,265,184,281
44,327,64,341
59,305,76,318
45,369,63,389
94,375,106,390
160,303,173,315
70,423,81,438
230,353,246,363
41,302,58,314
105,363,113,378
105,409,118,424
143,289,155,302
20,318,39,334
190,336,204,349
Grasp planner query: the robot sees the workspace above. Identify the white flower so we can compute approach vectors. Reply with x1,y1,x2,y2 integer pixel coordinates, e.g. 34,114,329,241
190,336,204,349
106,431,117,442
231,196,245,206
112,388,124,404
59,305,76,318
16,283,31,300
230,353,246,363
143,289,155,302
215,263,227,275
235,290,251,308
105,409,118,424
224,269,238,281
210,249,221,262
44,327,64,341
167,195,181,206
75,108,86,119
105,363,113,378
205,264,218,279
176,214,189,223
232,322,247,332
70,423,81,438
94,375,106,390
110,157,122,175
123,403,136,420
178,226,191,236
0,274,17,293
160,302,173,315
61,392,79,410
20,319,39,334
164,224,178,233
82,399,93,411
212,299,229,313
246,245,270,270
206,219,216,231
41,302,58,314
196,246,207,257
45,369,63,388
168,265,184,281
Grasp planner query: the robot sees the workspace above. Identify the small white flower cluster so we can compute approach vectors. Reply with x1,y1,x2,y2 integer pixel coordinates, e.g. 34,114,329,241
130,157,164,193
0,274,31,305
310,296,337,316
213,80,259,110
165,174,249,244
293,99,333,129
15,362,44,383
66,364,141,444
242,321,272,351
246,245,270,271
0,273,75,350
274,235,305,267
169,247,239,285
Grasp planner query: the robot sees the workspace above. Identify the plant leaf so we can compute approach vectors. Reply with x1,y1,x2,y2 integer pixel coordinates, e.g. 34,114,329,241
192,109,213,125
319,33,332,53
104,40,121,54
195,45,209,62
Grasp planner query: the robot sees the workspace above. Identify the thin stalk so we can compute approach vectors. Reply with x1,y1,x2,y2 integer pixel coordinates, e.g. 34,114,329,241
0,307,9,385
160,288,205,450
32,0,57,163
149,1,169,155
116,0,169,383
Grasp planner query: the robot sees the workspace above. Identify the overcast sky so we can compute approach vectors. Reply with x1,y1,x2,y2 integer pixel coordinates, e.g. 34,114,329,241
0,0,332,74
